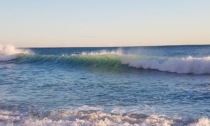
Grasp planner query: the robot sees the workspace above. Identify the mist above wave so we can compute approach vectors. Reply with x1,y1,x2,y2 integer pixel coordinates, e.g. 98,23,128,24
0,44,31,61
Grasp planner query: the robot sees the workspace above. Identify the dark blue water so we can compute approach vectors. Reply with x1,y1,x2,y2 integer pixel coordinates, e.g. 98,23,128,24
0,45,209,125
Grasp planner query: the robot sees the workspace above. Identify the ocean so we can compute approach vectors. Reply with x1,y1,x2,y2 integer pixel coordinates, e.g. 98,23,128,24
0,45,209,126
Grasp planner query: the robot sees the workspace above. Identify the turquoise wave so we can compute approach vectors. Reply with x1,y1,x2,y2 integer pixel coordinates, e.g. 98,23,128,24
16,54,124,68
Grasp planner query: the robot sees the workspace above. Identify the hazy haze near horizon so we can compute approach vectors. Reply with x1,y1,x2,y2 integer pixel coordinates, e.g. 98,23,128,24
0,0,210,47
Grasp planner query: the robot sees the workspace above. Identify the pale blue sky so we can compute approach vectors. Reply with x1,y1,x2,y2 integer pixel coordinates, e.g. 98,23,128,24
0,0,210,47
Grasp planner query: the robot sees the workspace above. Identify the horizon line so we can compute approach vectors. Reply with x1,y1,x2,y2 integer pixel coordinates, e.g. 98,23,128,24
19,44,210,48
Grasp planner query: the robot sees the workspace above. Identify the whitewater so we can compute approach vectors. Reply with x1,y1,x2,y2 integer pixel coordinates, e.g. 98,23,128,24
0,45,210,126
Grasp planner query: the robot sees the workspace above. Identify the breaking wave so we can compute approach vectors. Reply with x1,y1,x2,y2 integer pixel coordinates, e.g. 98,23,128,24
120,55,210,74
1,45,210,74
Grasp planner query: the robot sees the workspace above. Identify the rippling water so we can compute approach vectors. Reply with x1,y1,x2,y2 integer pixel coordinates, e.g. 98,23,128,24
0,45,209,126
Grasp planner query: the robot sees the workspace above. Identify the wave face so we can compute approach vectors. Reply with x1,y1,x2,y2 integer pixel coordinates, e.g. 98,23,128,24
1,45,210,74
16,53,122,69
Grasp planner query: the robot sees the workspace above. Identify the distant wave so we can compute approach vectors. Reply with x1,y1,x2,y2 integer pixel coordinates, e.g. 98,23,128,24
1,45,210,74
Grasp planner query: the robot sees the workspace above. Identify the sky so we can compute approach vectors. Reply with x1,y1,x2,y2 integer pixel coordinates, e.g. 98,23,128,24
0,0,210,47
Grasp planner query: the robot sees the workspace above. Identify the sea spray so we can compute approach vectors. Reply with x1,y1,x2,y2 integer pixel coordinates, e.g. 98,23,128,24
0,44,31,61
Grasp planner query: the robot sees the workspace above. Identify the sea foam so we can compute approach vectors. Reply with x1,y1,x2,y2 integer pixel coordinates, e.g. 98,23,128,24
0,108,209,126
120,55,210,74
